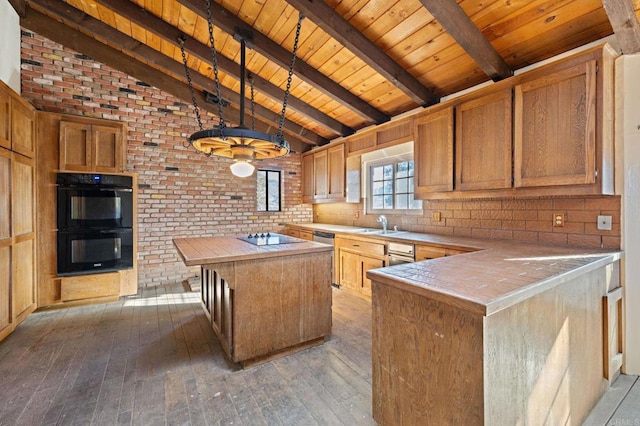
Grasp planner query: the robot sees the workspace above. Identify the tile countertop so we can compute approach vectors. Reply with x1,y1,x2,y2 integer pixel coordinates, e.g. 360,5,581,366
288,223,622,316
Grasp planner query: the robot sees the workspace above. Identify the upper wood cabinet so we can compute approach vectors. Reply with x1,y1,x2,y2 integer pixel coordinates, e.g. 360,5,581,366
301,154,314,203
0,87,10,150
345,117,413,157
59,120,125,173
11,97,36,159
414,107,454,196
0,81,36,158
456,90,512,191
514,60,597,188
301,142,346,203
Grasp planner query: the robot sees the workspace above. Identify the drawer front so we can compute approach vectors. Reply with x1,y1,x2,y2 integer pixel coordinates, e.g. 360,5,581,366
336,237,385,257
416,245,447,260
60,272,120,301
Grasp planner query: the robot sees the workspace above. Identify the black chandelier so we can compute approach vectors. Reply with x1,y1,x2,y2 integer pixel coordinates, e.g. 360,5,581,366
179,0,304,177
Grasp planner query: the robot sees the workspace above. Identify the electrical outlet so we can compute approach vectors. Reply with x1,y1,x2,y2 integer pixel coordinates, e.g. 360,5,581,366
597,215,612,231
354,211,359,219
432,212,441,222
553,212,564,227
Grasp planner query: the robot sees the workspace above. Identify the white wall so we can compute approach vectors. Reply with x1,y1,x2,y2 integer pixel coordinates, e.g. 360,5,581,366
0,0,21,92
615,54,640,374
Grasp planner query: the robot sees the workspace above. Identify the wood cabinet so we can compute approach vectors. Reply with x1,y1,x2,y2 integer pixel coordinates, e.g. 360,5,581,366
0,87,10,150
11,97,36,159
415,244,475,261
414,107,454,196
195,248,333,367
336,235,386,298
301,154,314,203
456,90,512,191
301,142,346,203
345,117,413,157
0,82,35,158
413,44,615,199
514,60,597,188
59,120,126,173
0,82,37,343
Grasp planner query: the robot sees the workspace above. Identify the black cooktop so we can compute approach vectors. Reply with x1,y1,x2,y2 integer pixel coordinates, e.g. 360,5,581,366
237,232,304,246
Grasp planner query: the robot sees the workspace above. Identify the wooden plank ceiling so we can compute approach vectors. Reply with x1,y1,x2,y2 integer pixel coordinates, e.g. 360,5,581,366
14,0,640,152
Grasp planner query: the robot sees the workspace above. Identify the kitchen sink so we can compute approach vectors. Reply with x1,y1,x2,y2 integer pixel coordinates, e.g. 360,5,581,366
356,229,406,235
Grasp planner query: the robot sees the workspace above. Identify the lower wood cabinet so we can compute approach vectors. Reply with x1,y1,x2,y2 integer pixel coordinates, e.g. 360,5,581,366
0,148,37,342
336,236,386,297
415,244,475,261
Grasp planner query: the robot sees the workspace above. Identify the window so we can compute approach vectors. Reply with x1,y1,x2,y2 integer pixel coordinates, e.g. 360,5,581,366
369,160,421,211
257,169,281,212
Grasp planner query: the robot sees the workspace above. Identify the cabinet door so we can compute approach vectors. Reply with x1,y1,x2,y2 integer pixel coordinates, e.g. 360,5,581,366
0,152,11,339
0,87,10,150
414,107,454,195
59,121,92,171
361,256,384,295
313,149,328,199
327,144,345,199
514,61,597,187
301,154,314,203
0,151,10,240
11,98,35,159
339,250,360,290
93,125,123,173
456,90,512,190
11,155,36,320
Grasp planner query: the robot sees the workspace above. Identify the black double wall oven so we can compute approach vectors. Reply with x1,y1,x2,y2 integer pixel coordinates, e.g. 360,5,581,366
57,173,134,276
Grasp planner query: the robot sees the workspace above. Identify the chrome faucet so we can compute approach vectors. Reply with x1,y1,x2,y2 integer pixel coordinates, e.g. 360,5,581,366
377,215,388,233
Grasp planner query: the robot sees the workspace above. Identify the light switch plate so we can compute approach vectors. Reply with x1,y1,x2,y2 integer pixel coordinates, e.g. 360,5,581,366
597,215,612,231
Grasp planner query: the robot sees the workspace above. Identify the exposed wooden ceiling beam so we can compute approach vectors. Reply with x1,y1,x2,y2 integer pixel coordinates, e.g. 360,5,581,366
20,5,313,153
90,0,351,138
175,0,389,124
602,0,640,54
25,0,326,148
419,0,513,81
8,0,26,17
286,0,438,107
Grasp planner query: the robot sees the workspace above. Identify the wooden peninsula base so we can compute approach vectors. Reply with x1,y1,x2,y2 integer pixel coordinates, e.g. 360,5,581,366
173,236,333,368
368,244,622,425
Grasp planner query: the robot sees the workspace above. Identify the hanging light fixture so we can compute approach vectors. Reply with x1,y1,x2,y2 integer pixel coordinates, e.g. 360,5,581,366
179,1,304,177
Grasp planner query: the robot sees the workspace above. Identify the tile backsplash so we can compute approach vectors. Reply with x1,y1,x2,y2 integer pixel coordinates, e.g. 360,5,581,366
314,196,621,249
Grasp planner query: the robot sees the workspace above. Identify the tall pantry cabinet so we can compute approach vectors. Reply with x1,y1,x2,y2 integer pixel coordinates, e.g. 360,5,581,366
0,81,37,342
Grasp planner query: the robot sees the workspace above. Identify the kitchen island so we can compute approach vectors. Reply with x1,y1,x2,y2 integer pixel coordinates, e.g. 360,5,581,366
173,234,334,367
366,241,622,425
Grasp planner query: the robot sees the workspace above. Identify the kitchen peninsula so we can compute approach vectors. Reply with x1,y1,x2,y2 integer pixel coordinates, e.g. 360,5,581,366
173,234,333,367
367,242,622,425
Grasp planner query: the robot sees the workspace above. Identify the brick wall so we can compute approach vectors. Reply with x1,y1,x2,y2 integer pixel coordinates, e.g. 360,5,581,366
315,196,621,249
20,30,313,287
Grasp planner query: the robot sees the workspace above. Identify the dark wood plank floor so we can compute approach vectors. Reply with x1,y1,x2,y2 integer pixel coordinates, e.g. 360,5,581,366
2,282,638,425
0,284,375,425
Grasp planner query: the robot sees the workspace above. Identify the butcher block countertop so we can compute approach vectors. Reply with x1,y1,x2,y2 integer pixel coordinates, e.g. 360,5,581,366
173,235,333,266
288,223,622,316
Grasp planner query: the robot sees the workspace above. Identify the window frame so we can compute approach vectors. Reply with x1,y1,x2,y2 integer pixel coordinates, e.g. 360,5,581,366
366,158,422,215
256,169,282,212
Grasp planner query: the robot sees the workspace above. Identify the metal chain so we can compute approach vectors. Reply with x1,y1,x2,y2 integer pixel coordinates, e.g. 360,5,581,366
277,12,305,142
178,36,203,131
205,0,226,133
249,72,256,131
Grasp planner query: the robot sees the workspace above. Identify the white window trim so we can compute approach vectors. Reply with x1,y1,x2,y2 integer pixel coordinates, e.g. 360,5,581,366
361,142,422,216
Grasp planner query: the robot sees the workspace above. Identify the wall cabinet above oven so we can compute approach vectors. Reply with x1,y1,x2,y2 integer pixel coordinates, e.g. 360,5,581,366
59,118,127,173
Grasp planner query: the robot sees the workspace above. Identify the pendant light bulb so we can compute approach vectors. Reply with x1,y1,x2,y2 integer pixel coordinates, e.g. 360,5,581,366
230,160,255,177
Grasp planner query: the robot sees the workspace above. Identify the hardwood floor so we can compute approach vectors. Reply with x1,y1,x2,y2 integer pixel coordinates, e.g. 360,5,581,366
0,282,637,425
0,284,374,425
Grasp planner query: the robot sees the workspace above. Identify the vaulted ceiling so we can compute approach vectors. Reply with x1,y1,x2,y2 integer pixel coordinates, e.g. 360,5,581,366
10,0,640,153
